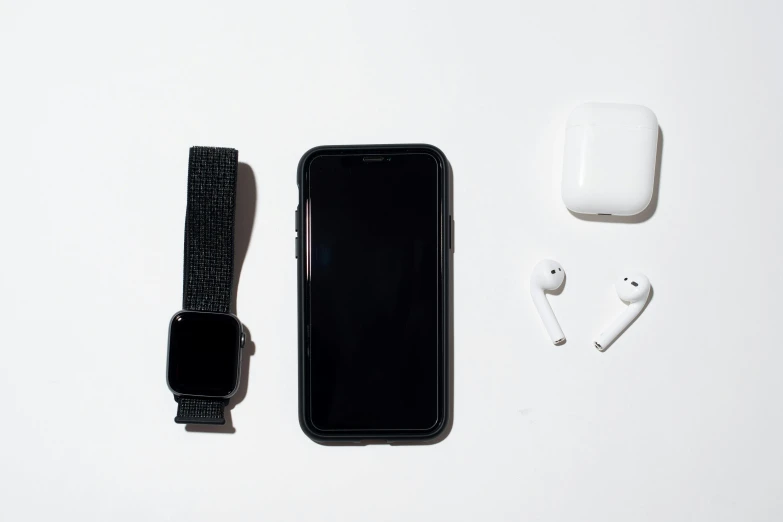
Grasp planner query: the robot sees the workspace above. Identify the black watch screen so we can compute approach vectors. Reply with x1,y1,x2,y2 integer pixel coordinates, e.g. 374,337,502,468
167,311,242,397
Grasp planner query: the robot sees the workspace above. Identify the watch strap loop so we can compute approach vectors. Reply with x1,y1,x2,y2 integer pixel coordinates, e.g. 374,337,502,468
174,396,228,425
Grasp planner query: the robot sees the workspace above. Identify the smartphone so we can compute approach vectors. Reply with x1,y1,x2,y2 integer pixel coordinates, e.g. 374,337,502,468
296,144,452,443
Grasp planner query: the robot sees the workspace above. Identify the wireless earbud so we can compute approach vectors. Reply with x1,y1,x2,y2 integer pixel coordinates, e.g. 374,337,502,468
594,273,651,351
530,260,566,345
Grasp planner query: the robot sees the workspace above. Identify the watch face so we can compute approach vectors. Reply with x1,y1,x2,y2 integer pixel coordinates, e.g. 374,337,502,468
167,311,242,397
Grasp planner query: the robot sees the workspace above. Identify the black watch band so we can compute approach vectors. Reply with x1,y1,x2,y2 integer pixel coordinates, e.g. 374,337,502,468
183,146,238,314
175,396,229,425
175,146,239,425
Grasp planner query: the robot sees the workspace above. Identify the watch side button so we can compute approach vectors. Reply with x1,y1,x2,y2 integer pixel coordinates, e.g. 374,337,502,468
240,332,246,347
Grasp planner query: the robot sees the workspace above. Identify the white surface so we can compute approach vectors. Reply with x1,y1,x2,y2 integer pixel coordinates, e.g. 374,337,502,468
1,1,782,520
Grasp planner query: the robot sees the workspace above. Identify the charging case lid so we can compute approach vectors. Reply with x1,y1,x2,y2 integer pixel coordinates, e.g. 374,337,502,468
561,103,658,216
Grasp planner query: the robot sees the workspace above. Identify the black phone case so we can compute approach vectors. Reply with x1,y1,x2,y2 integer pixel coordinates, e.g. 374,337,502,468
296,144,453,444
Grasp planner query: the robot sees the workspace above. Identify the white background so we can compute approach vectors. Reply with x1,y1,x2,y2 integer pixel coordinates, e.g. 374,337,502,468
1,0,782,520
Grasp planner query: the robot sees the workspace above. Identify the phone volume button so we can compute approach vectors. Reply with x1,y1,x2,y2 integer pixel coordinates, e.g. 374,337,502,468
295,237,300,259
449,216,454,252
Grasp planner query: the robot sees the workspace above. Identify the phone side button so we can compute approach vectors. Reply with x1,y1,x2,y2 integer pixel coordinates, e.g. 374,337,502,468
295,237,300,259
450,216,454,252
295,208,299,233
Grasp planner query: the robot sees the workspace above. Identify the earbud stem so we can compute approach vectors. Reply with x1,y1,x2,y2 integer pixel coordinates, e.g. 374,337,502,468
594,301,645,351
531,290,566,345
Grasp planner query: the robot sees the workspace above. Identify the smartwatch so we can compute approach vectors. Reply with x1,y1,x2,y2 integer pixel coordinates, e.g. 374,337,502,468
166,146,245,425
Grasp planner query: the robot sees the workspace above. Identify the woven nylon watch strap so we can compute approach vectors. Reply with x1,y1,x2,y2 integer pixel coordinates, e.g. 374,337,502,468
183,146,238,313
175,146,238,426
175,396,229,425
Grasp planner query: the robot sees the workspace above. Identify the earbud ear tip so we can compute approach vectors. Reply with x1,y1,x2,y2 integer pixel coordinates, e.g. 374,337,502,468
615,273,651,302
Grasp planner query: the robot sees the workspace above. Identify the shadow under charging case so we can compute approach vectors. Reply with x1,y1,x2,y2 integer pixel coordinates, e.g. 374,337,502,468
562,103,659,216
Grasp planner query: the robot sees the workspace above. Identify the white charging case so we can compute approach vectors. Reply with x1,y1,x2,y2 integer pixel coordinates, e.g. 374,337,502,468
562,103,658,216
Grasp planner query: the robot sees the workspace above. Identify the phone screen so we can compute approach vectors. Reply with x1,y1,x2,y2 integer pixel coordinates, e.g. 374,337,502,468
304,152,442,432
